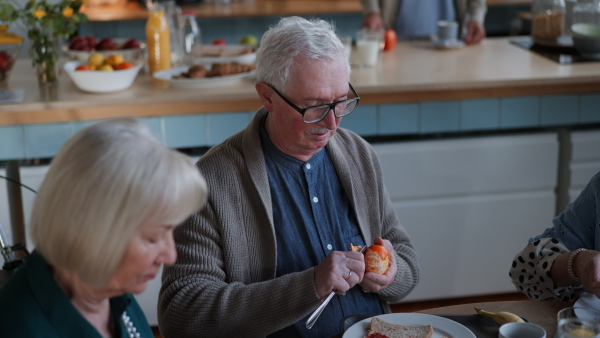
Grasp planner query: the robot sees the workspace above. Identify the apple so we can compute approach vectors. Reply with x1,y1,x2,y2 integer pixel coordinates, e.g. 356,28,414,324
211,38,227,46
69,36,90,51
122,38,140,49
238,35,258,47
0,51,13,72
85,35,97,49
383,29,397,51
96,37,116,51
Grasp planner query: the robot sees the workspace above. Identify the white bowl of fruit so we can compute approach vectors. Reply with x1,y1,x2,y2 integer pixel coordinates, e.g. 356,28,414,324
66,35,144,63
63,53,143,93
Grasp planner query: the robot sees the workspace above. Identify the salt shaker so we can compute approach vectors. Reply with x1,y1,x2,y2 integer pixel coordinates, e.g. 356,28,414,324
181,10,202,66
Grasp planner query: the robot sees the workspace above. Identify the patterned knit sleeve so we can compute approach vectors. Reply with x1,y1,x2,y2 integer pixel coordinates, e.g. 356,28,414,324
509,237,576,301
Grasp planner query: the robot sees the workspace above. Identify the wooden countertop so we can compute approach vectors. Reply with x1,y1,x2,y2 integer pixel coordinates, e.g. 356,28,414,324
2,37,600,126
81,0,529,22
82,0,363,21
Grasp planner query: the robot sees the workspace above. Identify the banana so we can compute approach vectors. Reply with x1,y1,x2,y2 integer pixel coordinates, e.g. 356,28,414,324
474,307,525,325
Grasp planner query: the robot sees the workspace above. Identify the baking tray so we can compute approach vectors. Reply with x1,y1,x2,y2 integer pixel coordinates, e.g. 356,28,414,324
339,314,530,338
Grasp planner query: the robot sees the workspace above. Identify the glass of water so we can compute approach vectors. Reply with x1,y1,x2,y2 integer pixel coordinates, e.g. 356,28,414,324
556,307,600,338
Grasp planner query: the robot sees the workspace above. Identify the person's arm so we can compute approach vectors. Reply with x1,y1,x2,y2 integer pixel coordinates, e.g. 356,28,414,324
354,142,420,303
464,0,487,44
360,0,384,30
158,201,321,337
510,171,600,300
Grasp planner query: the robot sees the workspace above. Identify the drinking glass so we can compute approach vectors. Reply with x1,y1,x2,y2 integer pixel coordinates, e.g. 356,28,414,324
338,35,352,61
355,29,383,68
556,307,600,338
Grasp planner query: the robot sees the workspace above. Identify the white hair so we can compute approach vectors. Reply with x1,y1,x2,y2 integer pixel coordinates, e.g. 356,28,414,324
255,16,351,91
30,118,207,287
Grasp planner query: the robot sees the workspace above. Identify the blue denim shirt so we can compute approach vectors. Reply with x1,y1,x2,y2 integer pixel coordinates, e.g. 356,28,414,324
260,123,383,338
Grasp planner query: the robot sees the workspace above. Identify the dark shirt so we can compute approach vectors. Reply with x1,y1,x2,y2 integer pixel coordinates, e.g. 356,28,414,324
0,250,153,338
260,123,383,338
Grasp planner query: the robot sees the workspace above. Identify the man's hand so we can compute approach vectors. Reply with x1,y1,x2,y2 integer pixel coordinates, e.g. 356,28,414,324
359,237,397,293
464,20,485,44
575,250,600,298
313,250,365,299
362,12,384,31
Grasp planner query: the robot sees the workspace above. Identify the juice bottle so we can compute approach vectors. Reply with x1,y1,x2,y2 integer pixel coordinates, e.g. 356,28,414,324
146,4,172,74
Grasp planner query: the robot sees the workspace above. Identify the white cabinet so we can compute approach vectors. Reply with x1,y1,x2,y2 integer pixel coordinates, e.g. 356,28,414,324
373,133,559,301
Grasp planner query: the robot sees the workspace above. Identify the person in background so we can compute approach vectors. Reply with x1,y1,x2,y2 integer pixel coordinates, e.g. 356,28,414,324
0,118,208,337
158,16,420,338
361,0,487,44
510,170,600,301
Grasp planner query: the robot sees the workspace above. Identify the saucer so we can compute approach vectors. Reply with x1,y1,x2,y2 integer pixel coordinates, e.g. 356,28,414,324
431,37,465,50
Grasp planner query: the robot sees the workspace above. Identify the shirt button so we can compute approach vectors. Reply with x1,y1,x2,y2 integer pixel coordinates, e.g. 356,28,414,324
313,197,318,203
306,163,311,169
327,244,332,250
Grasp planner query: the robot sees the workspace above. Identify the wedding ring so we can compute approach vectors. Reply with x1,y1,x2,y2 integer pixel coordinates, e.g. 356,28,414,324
345,270,353,280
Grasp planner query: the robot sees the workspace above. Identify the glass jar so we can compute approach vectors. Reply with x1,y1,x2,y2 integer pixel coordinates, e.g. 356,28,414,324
571,0,600,34
532,0,567,43
181,10,202,67
146,3,172,74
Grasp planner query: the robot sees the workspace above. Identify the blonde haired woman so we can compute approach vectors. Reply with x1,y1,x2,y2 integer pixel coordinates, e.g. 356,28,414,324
0,118,207,337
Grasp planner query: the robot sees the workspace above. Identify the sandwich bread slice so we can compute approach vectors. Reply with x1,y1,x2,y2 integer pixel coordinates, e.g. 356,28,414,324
367,317,434,338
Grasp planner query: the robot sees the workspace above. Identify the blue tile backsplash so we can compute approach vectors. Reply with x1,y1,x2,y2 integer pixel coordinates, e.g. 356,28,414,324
7,92,599,159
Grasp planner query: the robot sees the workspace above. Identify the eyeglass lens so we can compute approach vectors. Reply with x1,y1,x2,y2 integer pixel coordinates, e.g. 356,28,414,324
303,100,358,123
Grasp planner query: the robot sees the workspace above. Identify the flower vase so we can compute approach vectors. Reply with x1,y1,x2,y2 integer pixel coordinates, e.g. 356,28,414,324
29,30,60,86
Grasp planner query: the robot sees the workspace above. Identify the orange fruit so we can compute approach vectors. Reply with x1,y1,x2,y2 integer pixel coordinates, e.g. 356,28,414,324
115,61,135,70
98,64,114,71
75,64,91,71
105,54,125,67
365,244,390,274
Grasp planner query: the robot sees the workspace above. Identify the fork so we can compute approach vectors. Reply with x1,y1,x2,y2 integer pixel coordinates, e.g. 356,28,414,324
305,245,367,329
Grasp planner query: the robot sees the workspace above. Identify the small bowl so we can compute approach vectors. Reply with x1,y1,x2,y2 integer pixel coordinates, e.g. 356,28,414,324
571,23,600,38
0,42,22,84
573,36,600,59
63,61,143,93
65,38,145,64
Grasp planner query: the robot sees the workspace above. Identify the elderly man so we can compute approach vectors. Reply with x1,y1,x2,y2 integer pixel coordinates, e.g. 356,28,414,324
158,16,419,337
361,0,487,44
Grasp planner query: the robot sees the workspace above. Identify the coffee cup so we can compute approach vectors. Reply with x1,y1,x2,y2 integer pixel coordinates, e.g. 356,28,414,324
437,20,459,43
498,322,546,338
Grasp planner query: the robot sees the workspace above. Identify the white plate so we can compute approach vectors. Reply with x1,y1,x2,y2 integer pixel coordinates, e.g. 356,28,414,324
153,66,255,88
575,292,600,312
195,44,256,65
342,313,476,338
431,37,465,50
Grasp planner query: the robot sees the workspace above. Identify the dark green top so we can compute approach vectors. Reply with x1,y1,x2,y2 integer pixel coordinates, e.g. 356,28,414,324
0,250,153,338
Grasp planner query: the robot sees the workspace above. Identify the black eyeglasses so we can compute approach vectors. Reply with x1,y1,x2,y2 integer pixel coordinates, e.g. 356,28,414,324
268,83,360,123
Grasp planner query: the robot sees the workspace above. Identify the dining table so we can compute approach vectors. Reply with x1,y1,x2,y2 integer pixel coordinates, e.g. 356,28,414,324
417,300,573,337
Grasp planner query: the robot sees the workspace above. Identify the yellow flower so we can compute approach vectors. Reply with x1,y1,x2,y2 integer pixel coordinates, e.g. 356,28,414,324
62,7,73,18
32,9,46,19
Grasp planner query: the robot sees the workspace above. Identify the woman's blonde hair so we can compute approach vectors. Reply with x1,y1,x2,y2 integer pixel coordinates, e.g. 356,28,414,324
30,118,207,287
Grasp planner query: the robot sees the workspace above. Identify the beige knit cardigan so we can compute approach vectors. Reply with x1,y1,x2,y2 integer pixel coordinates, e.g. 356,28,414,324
158,108,420,337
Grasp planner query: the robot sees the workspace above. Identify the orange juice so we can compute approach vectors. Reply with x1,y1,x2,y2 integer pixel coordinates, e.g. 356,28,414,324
146,5,171,74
